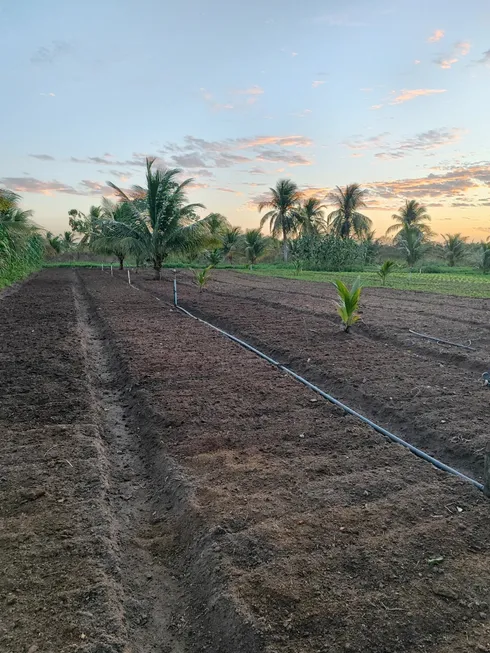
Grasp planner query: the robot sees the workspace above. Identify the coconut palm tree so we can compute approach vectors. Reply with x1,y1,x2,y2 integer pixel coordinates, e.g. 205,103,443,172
327,184,372,239
106,158,210,279
297,197,327,235
244,229,267,267
441,233,467,267
398,225,425,269
89,198,134,269
387,200,432,241
258,179,302,262
221,226,242,265
203,212,229,236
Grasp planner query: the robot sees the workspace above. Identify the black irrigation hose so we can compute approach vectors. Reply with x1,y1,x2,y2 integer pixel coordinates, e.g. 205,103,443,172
408,329,476,351
104,268,486,494
174,297,485,494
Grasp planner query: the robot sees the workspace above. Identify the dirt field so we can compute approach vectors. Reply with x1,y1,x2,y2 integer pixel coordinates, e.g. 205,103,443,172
132,269,490,481
2,269,490,652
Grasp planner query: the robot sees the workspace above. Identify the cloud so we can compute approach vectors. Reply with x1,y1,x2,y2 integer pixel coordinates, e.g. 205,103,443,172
40,92,56,97
369,161,490,199
389,88,447,104
371,104,383,110
437,57,458,69
360,87,373,92
29,154,55,161
103,170,132,182
351,153,364,158
235,86,264,96
293,109,312,118
172,153,209,168
248,167,267,174
80,180,114,194
0,176,79,195
69,153,150,167
428,29,445,43
31,41,71,64
434,41,471,69
312,80,326,88
342,132,390,150
199,87,234,111
256,149,312,166
216,187,243,195
374,128,464,160
292,52,298,57
475,49,490,66
414,59,421,64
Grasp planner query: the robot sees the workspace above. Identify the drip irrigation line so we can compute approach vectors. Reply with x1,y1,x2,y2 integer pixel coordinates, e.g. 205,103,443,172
103,268,485,494
408,329,476,351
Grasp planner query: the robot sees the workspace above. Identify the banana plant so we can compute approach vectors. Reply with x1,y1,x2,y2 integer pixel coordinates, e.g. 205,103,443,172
333,277,362,332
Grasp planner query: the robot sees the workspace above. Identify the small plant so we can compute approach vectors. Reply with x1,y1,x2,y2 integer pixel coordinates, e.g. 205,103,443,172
205,248,223,267
333,277,362,332
194,265,213,292
377,260,396,286
293,258,303,276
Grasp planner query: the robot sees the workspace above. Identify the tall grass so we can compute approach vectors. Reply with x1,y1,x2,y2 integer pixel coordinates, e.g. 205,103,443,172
0,227,45,289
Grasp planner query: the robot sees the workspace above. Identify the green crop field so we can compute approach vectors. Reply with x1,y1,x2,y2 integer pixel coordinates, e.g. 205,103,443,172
240,267,490,299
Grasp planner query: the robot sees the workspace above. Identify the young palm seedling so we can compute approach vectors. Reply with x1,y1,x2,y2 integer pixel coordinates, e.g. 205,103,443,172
194,265,213,292
333,277,362,332
377,260,396,286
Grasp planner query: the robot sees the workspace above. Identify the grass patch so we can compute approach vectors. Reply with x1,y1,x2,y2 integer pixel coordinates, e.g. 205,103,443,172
240,267,490,298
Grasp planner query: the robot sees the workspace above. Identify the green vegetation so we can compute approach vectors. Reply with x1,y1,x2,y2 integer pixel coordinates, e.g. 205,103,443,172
244,229,268,267
333,277,362,332
194,265,213,292
240,266,490,298
326,184,372,239
258,179,303,262
0,189,44,288
441,233,467,267
377,260,396,286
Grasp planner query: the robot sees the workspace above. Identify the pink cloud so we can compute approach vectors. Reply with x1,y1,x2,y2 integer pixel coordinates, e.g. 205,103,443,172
428,29,445,43
389,88,447,105
312,80,326,88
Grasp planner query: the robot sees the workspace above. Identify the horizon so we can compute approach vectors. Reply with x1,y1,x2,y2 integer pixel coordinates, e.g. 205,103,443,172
1,0,489,239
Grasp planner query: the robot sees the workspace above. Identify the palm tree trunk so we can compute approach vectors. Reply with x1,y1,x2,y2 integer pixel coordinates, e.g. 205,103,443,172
118,255,124,270
153,257,162,280
282,229,288,263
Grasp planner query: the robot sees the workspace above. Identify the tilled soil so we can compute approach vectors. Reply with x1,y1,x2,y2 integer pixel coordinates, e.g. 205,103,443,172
79,269,490,653
0,271,191,652
131,269,490,481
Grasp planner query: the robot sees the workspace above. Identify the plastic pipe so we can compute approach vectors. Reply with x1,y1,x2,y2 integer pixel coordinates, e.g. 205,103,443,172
175,303,484,493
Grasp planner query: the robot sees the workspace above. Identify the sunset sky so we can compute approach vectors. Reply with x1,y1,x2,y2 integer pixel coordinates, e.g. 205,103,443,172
1,0,489,240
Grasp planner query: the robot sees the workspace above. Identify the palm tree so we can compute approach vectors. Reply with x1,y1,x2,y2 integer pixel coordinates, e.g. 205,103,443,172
398,225,425,269
90,199,133,269
221,226,242,265
203,212,229,236
258,179,302,262
442,233,467,267
106,158,210,279
297,197,327,235
61,231,76,251
387,200,432,241
45,231,63,255
327,184,372,239
244,229,267,267
481,242,490,274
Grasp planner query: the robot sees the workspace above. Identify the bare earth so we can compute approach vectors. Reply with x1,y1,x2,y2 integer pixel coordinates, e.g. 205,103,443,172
1,268,490,652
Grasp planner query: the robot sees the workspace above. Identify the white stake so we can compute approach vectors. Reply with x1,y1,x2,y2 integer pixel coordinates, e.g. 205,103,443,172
128,269,131,285
110,265,113,277
102,263,104,272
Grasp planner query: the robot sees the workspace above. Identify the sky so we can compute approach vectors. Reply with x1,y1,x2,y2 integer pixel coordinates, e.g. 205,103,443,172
1,0,490,240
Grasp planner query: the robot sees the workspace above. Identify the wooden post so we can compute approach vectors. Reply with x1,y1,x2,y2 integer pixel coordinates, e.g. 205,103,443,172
127,269,131,285
110,265,113,277
484,443,490,497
